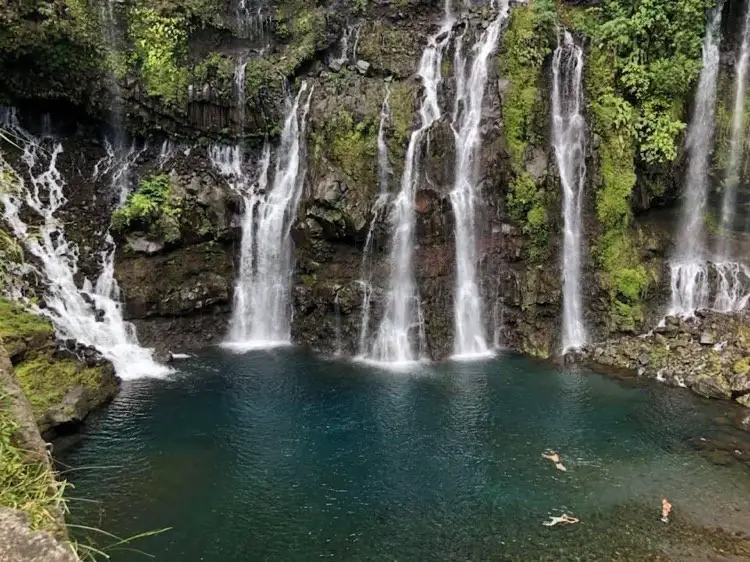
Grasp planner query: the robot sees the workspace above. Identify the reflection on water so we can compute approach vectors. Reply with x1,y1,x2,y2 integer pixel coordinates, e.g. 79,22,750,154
61,350,750,561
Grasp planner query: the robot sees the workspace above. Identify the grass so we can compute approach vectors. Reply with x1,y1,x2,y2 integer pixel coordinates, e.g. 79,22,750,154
0,393,67,534
14,351,106,418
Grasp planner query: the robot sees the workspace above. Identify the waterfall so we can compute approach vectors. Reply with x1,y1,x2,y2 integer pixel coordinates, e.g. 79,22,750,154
234,57,249,133
449,2,509,360
221,83,314,350
719,0,750,254
0,112,169,379
366,7,454,366
333,291,343,357
357,87,392,356
714,261,750,311
551,31,587,353
669,4,724,316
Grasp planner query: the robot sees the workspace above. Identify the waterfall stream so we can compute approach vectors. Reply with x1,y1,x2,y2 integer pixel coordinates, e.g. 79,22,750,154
448,1,509,360
552,31,587,353
719,0,750,255
366,6,454,366
0,111,169,379
219,83,314,350
357,87,392,356
669,4,724,316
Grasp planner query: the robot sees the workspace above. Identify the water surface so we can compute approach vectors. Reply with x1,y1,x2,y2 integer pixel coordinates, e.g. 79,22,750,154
61,350,750,560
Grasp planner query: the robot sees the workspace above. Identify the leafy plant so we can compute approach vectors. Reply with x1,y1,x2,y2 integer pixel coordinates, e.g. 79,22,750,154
112,174,183,243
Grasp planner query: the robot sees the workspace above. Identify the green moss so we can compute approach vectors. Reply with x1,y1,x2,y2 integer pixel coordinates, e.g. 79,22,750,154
14,352,105,418
498,0,555,260
128,6,190,107
0,300,54,355
357,21,416,77
498,0,554,165
321,110,379,187
0,395,65,533
733,358,750,376
112,174,183,243
0,299,105,418
596,231,649,332
649,344,669,369
386,81,415,159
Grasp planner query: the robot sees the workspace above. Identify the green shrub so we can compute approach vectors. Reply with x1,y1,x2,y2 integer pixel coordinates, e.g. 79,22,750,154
112,174,183,243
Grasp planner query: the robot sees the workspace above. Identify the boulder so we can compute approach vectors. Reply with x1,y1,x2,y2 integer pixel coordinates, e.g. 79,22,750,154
0,509,75,562
686,374,732,400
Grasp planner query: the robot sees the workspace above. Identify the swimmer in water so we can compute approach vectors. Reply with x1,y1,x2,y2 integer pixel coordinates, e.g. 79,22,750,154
661,498,672,523
542,451,560,463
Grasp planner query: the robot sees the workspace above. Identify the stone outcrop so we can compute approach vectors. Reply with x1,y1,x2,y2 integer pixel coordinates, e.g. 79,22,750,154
0,299,119,438
0,509,75,562
583,310,750,407
2,0,750,407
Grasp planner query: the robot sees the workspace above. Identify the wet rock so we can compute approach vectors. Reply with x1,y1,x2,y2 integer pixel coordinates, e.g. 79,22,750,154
687,374,732,400
355,59,371,75
43,387,89,429
699,331,716,345
125,234,165,255
0,509,75,562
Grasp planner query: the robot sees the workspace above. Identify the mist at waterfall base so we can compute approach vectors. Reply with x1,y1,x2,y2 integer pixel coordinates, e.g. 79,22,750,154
61,350,750,561
669,1,750,316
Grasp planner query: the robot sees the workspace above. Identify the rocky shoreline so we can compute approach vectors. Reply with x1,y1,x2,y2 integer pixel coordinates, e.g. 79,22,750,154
582,310,750,410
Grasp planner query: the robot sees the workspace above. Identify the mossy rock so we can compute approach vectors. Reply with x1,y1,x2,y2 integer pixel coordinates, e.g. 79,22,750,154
0,301,55,360
0,299,117,431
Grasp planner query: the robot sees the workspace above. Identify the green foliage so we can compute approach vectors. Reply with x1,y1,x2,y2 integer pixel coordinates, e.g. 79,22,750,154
317,110,379,187
0,394,66,533
15,352,106,418
0,300,54,351
0,0,105,105
112,174,183,243
570,0,714,164
597,230,649,331
583,45,649,331
507,172,548,253
387,81,415,150
498,0,555,164
128,7,190,107
498,0,555,258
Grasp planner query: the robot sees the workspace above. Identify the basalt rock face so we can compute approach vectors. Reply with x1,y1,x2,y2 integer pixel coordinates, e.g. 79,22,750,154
3,0,750,380
583,310,750,407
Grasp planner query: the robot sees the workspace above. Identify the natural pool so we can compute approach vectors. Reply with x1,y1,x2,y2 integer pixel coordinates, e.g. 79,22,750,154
60,349,750,561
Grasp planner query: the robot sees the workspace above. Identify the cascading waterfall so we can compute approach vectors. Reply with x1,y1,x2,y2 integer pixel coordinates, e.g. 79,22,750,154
669,4,723,316
719,0,750,254
0,111,169,379
449,1,509,359
551,31,587,353
357,88,392,356
221,82,314,349
366,6,454,366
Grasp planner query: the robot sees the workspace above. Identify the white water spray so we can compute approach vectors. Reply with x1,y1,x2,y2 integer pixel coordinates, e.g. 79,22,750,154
357,87,393,356
0,114,169,379
449,2,509,359
221,83,314,350
367,8,454,366
552,31,587,352
669,5,724,316
719,0,750,255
